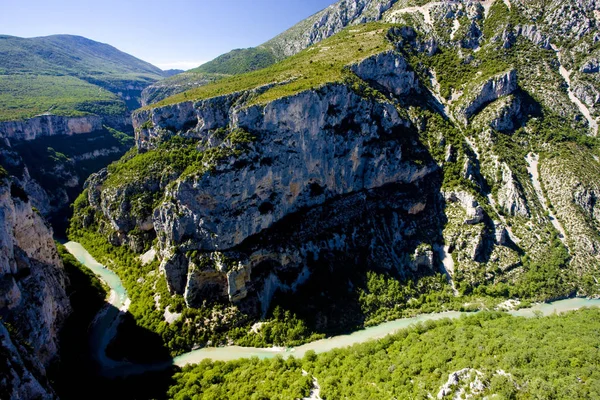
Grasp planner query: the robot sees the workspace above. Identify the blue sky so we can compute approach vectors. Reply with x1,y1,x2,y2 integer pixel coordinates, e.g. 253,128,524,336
1,0,335,70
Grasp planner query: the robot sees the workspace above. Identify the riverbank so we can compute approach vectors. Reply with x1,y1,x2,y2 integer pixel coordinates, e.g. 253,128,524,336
65,241,600,375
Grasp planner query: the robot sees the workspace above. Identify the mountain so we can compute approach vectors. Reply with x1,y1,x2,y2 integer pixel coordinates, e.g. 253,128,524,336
0,34,167,113
0,34,169,233
141,0,406,105
70,0,600,365
162,69,185,77
141,71,227,106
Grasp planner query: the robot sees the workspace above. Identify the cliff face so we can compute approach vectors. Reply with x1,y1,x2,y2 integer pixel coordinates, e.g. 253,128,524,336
265,0,399,59
0,114,129,142
87,50,445,314
71,0,600,351
0,177,71,399
0,113,134,231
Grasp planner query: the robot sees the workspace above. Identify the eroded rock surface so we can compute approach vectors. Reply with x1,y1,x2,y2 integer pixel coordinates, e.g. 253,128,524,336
0,177,70,399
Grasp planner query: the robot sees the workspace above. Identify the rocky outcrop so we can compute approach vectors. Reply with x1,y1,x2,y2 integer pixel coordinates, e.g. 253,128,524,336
0,177,71,398
265,0,399,59
444,191,485,225
513,0,598,42
488,95,523,133
85,75,447,313
0,114,128,142
350,51,420,96
581,58,600,74
572,78,600,112
497,163,529,217
456,69,518,124
514,25,552,50
540,149,600,271
0,322,56,399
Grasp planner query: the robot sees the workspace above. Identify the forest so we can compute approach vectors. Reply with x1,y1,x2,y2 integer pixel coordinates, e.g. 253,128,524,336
168,308,600,399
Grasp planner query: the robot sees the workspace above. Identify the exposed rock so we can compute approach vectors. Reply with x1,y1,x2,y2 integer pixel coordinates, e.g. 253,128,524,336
410,244,435,271
160,248,189,294
437,368,485,400
572,79,600,111
494,222,511,246
350,51,420,97
148,84,420,253
456,69,518,124
489,95,523,133
83,76,447,314
0,322,56,400
185,267,228,307
265,0,398,58
0,114,127,142
497,163,530,217
514,24,552,49
0,177,70,398
581,58,600,74
444,191,485,225
471,229,487,262
573,185,600,225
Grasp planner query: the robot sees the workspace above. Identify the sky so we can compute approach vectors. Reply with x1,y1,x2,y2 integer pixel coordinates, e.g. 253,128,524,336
0,0,336,70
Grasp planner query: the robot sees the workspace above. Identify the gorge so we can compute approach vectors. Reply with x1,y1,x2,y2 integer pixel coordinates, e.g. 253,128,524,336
3,0,600,398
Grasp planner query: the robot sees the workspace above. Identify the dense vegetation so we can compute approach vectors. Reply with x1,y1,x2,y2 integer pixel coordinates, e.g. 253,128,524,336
168,308,600,399
192,47,277,76
0,75,124,121
67,214,327,356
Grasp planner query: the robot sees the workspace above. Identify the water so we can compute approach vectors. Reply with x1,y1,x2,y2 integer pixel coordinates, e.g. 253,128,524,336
64,241,128,310
65,241,600,372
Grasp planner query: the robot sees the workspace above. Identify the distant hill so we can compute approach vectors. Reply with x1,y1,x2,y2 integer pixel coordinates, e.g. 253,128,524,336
0,34,169,115
0,34,164,80
162,69,185,77
141,0,401,105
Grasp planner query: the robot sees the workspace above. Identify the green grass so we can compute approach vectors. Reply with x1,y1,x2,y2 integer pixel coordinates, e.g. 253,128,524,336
192,47,278,75
148,23,394,109
0,75,125,121
0,34,168,120
0,34,164,80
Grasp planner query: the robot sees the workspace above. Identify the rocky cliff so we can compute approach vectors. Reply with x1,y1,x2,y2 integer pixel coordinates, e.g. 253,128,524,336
0,114,128,142
0,120,134,231
85,47,442,314
0,176,71,399
71,0,600,352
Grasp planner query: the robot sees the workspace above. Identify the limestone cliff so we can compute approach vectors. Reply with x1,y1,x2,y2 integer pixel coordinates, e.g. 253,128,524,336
0,114,128,142
0,176,71,399
86,49,441,314
71,0,600,350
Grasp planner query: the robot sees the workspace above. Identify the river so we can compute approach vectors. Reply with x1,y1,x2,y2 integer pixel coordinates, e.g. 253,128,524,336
64,241,600,375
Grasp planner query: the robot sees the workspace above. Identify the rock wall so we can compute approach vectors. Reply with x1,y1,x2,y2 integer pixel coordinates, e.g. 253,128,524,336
92,60,443,313
0,114,128,142
266,0,399,59
456,69,518,124
0,177,71,399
